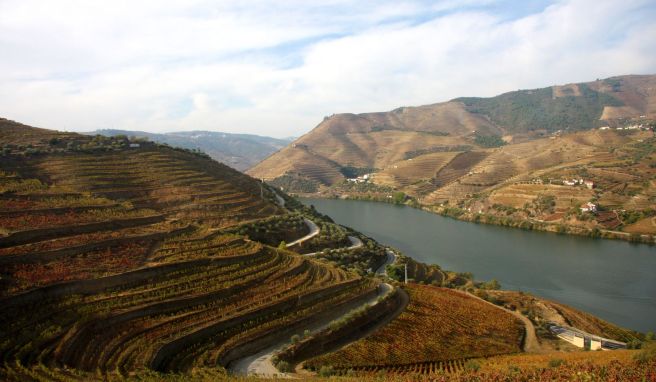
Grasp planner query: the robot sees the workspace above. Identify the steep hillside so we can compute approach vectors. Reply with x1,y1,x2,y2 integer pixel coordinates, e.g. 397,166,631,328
94,129,291,171
0,119,388,378
249,75,656,188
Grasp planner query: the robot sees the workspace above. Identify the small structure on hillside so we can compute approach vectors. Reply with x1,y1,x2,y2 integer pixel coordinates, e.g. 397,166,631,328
549,323,626,350
580,202,597,213
584,180,594,189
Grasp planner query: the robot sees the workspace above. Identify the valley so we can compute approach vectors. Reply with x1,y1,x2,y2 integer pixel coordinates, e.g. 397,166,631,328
3,1,656,380
1,118,654,381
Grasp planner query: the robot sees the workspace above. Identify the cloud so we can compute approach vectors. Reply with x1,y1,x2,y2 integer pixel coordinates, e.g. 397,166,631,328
0,0,654,137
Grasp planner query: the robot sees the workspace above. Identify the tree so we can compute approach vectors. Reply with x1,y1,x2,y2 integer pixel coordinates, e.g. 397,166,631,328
484,279,501,290
590,227,601,238
392,191,406,205
278,241,287,250
277,361,292,372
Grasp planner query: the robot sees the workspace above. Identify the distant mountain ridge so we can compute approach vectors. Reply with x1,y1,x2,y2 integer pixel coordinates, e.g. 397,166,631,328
248,74,656,185
92,129,291,171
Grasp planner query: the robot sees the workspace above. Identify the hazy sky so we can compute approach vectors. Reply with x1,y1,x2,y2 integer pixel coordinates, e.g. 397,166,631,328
1,0,655,138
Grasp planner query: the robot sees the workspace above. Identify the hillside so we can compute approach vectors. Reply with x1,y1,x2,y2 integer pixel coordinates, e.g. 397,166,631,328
250,76,656,240
93,129,291,171
0,118,391,379
249,74,656,187
306,284,524,371
1,118,651,381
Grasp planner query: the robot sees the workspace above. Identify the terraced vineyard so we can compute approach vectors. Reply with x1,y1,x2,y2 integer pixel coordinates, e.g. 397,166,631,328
305,284,524,372
374,152,459,189
0,122,382,380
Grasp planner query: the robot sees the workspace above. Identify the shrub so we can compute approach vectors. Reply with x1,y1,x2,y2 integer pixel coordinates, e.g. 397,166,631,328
548,358,564,368
464,360,481,372
633,345,656,364
318,365,335,377
627,339,643,349
277,361,292,372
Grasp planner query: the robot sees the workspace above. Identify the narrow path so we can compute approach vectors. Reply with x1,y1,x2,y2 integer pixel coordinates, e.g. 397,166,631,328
229,283,396,377
507,308,541,352
462,290,542,353
287,219,319,247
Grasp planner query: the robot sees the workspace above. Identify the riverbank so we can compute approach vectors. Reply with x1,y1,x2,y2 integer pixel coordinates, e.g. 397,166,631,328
298,197,656,333
295,192,655,246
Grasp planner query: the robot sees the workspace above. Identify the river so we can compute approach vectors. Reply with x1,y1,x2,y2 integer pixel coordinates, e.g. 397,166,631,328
301,198,656,333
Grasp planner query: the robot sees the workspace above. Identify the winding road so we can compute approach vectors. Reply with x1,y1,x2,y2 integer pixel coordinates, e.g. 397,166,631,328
274,193,285,208
303,235,363,257
231,190,402,377
287,219,320,247
229,283,395,377
376,249,396,276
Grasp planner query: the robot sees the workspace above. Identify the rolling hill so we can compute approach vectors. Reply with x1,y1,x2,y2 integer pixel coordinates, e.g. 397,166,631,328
249,74,656,187
0,118,392,379
92,129,291,171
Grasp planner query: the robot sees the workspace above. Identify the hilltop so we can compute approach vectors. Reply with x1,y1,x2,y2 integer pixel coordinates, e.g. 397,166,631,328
92,129,291,171
248,75,656,241
249,74,655,184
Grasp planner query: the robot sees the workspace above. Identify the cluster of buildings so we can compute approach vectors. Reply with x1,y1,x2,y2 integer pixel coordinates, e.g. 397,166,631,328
599,123,652,131
562,178,594,189
346,174,371,184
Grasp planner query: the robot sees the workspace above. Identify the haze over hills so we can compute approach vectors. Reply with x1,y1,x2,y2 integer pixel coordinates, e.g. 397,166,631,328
249,74,656,185
93,129,292,171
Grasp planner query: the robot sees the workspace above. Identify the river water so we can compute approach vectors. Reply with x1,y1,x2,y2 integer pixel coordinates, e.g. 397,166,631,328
301,198,656,333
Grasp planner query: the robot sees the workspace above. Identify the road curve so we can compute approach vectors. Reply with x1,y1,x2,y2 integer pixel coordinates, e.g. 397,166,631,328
229,283,395,377
347,235,363,249
376,249,396,276
303,235,362,257
287,219,320,247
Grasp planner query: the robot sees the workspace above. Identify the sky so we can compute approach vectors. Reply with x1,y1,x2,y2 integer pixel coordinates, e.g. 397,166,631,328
1,0,655,138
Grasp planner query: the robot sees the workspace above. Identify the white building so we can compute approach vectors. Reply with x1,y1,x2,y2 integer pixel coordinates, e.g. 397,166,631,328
580,202,597,213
